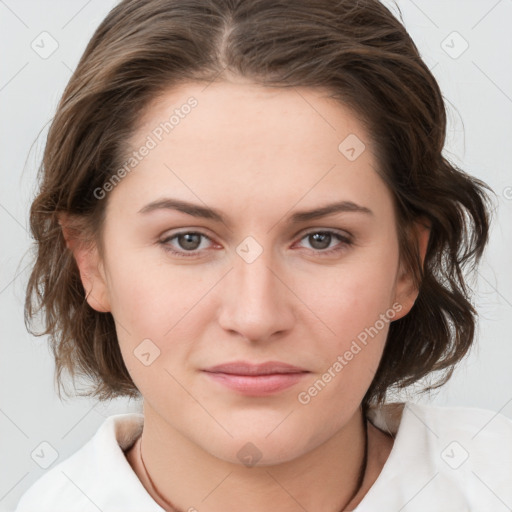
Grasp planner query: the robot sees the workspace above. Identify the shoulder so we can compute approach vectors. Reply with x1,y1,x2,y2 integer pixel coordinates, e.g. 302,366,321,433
407,402,512,504
14,413,159,512
401,401,512,463
370,400,512,444
359,401,512,511
402,401,512,463
402,400,512,438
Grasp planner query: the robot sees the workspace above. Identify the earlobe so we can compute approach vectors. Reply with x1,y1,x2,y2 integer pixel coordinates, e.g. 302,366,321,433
58,213,111,313
392,218,431,320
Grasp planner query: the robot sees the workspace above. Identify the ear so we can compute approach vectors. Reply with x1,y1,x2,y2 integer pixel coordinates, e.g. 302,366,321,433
58,213,111,313
392,217,430,320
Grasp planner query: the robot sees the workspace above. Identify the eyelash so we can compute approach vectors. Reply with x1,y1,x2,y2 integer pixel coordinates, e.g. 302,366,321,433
159,229,353,258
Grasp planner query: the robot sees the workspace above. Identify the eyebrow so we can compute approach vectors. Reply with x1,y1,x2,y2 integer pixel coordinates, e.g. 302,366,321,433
137,198,373,224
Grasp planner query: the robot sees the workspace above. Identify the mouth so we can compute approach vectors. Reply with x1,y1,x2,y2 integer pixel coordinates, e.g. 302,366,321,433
202,361,310,395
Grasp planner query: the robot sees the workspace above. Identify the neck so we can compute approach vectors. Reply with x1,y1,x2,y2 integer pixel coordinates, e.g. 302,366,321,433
125,403,393,512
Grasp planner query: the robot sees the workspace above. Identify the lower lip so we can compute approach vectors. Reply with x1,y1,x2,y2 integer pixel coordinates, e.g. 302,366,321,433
203,371,308,395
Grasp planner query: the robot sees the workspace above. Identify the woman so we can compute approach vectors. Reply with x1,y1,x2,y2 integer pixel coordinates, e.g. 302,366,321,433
16,0,512,510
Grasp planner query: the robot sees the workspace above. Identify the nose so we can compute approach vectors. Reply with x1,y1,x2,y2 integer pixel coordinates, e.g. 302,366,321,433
217,247,296,343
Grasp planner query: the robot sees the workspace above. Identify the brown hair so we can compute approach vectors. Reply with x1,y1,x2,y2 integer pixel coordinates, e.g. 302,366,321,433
25,0,494,406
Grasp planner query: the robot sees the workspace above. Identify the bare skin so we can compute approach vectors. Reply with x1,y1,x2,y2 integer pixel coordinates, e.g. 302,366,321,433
125,418,394,510
63,78,428,512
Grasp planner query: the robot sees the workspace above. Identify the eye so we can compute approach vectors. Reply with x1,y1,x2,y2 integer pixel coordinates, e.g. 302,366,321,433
159,229,353,259
160,231,215,258
295,230,353,256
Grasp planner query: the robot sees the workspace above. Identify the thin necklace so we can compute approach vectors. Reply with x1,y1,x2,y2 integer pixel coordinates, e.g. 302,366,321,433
138,412,369,512
138,437,182,512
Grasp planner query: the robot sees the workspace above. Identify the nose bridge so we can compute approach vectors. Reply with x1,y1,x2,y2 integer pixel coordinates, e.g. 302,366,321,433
236,249,278,304
218,242,294,341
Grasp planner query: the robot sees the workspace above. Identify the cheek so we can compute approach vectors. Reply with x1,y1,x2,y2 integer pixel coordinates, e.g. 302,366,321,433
295,268,394,418
293,248,399,407
106,251,203,335
105,252,217,380
304,252,398,339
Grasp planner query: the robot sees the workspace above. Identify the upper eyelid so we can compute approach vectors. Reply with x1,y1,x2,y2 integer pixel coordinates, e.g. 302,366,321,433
161,226,351,238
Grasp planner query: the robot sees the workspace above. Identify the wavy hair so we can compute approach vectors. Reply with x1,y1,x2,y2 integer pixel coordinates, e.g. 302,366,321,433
25,0,494,405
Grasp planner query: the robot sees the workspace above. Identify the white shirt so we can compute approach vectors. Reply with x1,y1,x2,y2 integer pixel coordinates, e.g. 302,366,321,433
15,401,512,511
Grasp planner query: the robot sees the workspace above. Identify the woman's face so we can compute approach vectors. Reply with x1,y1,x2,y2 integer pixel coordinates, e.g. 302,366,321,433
79,80,419,464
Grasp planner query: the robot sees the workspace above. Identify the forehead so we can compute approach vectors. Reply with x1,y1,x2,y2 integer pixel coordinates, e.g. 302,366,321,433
108,81,392,224
133,80,370,158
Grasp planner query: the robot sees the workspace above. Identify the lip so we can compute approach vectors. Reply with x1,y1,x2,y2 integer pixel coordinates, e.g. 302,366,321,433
202,361,310,396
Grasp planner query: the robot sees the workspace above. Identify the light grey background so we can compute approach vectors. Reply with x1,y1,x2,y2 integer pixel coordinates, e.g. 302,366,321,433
1,1,511,510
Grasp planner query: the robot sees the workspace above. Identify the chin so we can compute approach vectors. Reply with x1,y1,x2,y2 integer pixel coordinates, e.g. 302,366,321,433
196,421,319,467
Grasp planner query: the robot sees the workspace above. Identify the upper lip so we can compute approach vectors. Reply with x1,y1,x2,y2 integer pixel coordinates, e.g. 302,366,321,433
203,361,309,375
